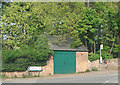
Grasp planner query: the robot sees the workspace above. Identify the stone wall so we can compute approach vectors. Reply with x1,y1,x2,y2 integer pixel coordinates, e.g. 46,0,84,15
76,52,88,72
88,58,118,70
2,55,54,78
40,55,54,75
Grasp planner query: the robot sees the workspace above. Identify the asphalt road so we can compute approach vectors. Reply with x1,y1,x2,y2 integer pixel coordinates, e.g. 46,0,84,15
35,73,118,83
3,70,118,84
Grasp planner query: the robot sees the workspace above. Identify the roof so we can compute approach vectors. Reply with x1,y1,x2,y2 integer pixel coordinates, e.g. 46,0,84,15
47,35,88,52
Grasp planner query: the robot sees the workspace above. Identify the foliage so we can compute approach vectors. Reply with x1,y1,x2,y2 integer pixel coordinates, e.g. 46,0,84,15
2,35,53,72
92,67,98,71
85,69,90,72
88,53,113,62
88,52,100,61
1,2,119,72
101,51,113,60
2,2,119,53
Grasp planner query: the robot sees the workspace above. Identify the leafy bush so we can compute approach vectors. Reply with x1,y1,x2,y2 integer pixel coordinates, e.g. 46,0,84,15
2,35,53,72
2,48,34,72
101,51,113,60
92,67,98,71
85,69,90,72
88,51,113,62
88,52,100,61
98,46,113,60
49,73,51,75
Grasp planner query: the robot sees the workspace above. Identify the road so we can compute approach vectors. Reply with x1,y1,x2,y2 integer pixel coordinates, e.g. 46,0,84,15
2,70,118,84
34,73,118,83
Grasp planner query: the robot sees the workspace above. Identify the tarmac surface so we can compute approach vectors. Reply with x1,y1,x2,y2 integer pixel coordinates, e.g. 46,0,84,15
2,70,119,83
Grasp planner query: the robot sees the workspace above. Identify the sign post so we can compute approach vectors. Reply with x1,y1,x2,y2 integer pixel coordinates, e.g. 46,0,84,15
100,44,103,70
28,66,42,77
28,66,42,71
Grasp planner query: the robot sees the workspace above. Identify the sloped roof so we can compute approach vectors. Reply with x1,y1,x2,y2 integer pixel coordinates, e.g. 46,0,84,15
47,35,88,52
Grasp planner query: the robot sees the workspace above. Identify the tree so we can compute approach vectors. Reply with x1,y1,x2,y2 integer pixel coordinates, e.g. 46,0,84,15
2,2,46,49
2,2,53,72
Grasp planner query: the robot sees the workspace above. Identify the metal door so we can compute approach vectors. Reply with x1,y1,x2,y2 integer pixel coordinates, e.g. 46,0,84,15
54,51,76,74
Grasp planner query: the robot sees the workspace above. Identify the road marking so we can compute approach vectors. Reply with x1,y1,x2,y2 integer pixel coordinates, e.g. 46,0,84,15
0,81,2,85
105,81,109,83
104,76,118,83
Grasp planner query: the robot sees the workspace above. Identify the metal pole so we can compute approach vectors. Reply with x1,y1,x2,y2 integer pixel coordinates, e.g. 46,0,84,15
100,47,101,71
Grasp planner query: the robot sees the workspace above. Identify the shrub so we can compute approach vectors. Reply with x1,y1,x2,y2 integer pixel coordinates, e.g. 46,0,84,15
88,53,100,62
101,51,113,60
88,51,113,62
2,38,53,72
85,69,90,72
49,73,51,75
92,67,98,71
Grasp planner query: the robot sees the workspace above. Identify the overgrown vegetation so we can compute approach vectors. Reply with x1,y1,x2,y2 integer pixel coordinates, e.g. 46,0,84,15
92,67,98,71
88,50,113,62
85,69,90,72
2,35,53,72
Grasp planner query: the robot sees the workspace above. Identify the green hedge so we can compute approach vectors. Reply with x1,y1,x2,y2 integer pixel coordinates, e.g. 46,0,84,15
2,46,53,72
2,35,53,72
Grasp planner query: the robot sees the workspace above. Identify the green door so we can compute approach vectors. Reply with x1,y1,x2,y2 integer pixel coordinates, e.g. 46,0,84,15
54,51,76,74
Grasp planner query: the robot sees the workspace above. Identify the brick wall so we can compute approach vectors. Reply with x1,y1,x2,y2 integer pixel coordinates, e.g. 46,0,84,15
76,52,88,72
88,60,100,70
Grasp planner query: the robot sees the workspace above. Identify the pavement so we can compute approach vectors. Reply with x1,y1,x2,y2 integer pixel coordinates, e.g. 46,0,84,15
2,70,119,83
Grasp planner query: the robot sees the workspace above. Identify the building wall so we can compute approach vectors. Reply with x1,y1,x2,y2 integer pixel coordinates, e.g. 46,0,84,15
76,52,88,72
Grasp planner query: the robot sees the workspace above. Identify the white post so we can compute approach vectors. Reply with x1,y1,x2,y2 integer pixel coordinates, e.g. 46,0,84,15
100,44,103,71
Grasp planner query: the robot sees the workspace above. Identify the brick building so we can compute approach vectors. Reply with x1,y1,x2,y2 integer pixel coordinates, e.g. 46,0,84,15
47,35,88,74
